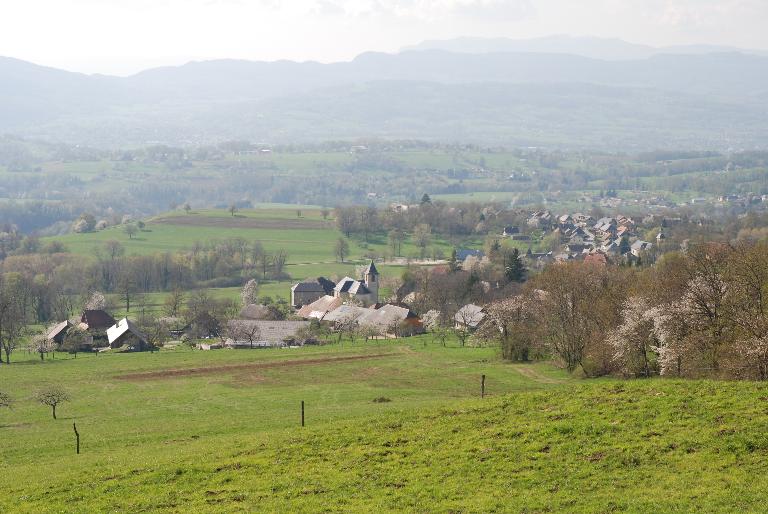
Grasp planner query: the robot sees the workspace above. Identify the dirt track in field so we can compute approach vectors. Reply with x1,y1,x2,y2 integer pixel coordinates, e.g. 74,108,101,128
152,215,330,230
510,365,565,384
115,353,396,381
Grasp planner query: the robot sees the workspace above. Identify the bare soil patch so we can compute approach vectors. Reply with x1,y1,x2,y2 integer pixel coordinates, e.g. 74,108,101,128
511,365,566,384
152,215,330,230
116,353,396,382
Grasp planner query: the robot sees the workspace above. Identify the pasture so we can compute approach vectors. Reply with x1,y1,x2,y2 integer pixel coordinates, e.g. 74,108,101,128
2,341,767,512
47,207,461,309
1,338,569,511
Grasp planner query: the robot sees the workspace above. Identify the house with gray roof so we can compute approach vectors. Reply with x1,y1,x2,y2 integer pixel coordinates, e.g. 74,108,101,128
290,277,336,308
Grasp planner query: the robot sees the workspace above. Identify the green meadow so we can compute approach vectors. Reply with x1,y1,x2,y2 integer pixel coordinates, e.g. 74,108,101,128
46,207,466,310
2,341,767,512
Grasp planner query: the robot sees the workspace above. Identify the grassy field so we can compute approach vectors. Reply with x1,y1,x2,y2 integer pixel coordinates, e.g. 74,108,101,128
48,207,465,309
2,340,767,512
2,338,569,511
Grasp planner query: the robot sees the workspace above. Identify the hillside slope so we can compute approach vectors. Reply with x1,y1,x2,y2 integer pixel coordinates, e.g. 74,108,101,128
5,378,768,512
3,51,768,149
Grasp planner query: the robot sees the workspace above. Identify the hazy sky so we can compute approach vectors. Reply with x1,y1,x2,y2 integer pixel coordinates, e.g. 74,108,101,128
2,0,767,75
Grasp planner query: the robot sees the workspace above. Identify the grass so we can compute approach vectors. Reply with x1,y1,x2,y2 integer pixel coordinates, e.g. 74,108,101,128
1,338,569,510
47,207,462,308
2,341,767,511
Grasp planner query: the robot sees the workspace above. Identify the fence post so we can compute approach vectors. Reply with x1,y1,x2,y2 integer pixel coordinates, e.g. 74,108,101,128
73,422,80,454
481,374,486,398
301,400,305,427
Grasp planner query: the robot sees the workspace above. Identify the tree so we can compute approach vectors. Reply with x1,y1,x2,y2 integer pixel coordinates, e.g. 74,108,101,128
258,252,272,280
320,208,330,220
273,250,288,277
228,203,238,217
29,334,54,361
162,289,186,317
84,291,107,311
35,386,70,419
606,297,660,377
448,248,460,272
296,209,302,218
104,240,124,260
421,193,432,205
0,273,28,364
61,326,88,358
619,236,631,255
183,203,191,214
336,207,356,238
388,229,405,257
334,237,350,263
504,248,526,282
240,279,260,307
0,391,10,409
412,224,432,259
228,320,261,348
123,224,138,239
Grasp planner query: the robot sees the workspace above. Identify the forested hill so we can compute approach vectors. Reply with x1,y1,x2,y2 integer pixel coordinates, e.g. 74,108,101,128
2,49,768,149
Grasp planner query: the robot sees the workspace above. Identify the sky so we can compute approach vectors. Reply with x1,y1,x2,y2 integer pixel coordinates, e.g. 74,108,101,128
1,0,767,75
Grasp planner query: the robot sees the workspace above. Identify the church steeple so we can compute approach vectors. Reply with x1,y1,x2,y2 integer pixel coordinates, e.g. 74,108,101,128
362,260,379,302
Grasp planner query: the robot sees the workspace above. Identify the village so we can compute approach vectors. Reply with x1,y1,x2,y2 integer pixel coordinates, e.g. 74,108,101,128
33,201,695,357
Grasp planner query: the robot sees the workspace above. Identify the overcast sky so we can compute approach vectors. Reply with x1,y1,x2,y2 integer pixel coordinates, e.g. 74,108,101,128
2,0,767,75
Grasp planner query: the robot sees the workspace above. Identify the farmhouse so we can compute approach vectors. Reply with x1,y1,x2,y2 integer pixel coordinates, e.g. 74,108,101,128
79,309,116,346
454,304,486,330
79,309,116,332
297,295,343,320
240,303,282,320
46,320,71,344
290,277,336,308
321,303,423,337
107,318,150,351
225,320,312,347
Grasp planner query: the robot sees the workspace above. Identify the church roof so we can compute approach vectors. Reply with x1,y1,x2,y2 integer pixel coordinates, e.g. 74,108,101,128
362,260,378,275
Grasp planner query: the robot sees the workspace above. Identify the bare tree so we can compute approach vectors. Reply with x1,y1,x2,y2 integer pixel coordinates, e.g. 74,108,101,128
163,289,186,317
334,238,350,263
35,386,70,419
412,224,432,259
228,320,262,348
0,273,28,364
228,203,238,217
273,250,288,277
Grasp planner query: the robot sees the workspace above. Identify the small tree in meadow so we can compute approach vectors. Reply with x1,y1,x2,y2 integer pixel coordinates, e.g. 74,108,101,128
334,238,350,263
123,223,138,239
35,386,70,419
29,335,54,361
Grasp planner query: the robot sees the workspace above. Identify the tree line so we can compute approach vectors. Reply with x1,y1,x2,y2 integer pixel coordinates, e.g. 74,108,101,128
477,241,768,380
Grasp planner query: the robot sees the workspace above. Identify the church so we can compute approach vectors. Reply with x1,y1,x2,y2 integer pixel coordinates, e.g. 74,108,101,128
332,261,379,306
290,260,380,308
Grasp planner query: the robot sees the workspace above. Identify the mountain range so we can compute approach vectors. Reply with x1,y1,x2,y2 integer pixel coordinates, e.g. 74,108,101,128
2,36,768,150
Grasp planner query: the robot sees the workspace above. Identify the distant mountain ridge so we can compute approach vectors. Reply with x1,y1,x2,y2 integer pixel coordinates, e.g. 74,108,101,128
2,41,768,150
402,35,768,61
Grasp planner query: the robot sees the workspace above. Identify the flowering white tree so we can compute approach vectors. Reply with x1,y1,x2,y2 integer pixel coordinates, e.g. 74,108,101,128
607,297,660,377
240,279,259,307
84,291,107,311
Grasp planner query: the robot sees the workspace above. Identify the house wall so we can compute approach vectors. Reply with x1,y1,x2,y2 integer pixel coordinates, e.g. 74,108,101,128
292,290,325,308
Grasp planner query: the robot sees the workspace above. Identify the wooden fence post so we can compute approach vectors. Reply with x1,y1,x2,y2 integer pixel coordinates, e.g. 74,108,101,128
301,400,305,427
73,422,80,454
481,374,486,398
